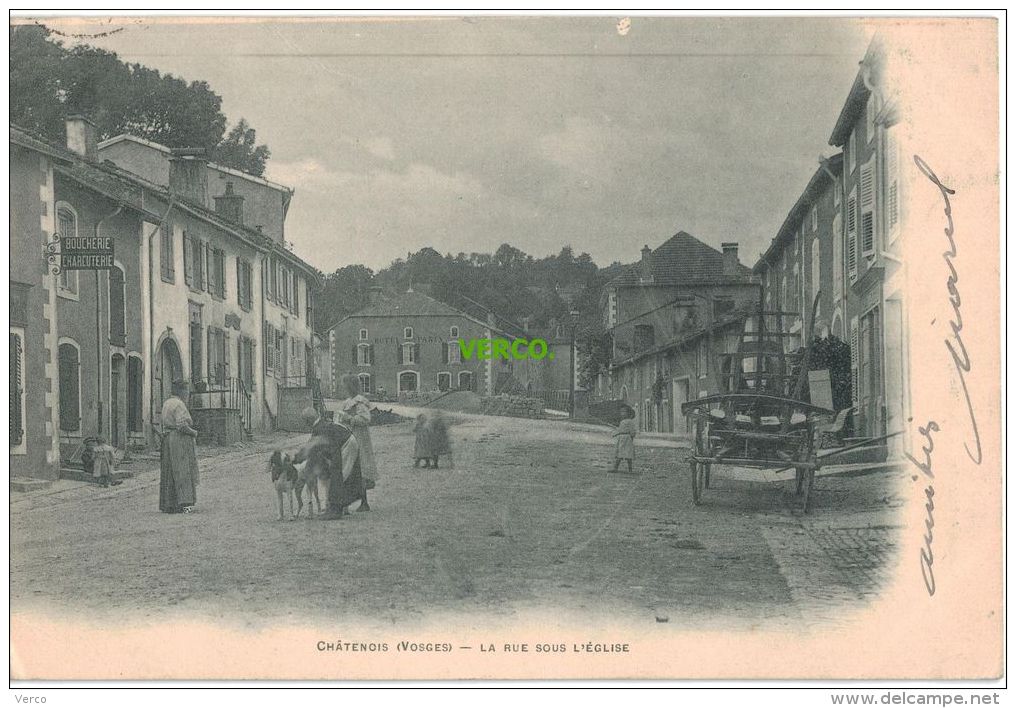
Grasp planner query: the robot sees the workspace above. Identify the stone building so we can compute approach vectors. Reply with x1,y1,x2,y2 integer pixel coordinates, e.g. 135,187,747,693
601,232,759,433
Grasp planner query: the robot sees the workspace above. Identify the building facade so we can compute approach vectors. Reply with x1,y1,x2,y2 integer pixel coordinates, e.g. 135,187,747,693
328,289,516,399
601,232,759,433
10,119,320,478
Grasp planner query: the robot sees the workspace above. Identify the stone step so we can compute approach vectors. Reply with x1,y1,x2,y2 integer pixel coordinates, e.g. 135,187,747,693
59,468,134,484
10,477,54,493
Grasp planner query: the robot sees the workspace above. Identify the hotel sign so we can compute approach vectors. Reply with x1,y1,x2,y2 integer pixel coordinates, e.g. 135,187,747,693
59,235,115,270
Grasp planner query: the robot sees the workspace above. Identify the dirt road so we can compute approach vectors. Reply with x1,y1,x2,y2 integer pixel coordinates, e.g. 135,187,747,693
10,406,905,632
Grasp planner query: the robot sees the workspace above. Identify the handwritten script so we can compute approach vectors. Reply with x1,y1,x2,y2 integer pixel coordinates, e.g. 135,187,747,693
907,156,983,598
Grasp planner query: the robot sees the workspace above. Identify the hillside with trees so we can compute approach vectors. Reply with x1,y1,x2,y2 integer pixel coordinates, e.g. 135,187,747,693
10,23,271,175
314,245,623,389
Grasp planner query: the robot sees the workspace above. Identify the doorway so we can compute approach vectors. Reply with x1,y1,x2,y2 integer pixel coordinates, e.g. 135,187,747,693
110,354,125,448
154,337,184,417
672,378,690,434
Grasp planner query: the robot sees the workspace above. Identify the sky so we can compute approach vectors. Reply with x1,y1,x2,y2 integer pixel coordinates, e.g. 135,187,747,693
41,15,872,273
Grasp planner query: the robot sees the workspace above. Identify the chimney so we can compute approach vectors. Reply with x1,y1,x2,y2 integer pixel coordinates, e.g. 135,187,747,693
640,244,654,282
721,242,740,278
366,286,384,304
213,181,245,225
65,115,98,162
521,315,531,333
168,149,209,207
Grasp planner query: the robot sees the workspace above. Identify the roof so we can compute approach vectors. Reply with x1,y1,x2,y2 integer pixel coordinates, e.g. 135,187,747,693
330,289,508,335
753,153,843,273
97,134,294,196
607,231,753,288
828,37,885,147
12,124,318,282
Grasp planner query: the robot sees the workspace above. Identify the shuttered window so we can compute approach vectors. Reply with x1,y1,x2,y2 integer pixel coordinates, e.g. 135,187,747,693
886,129,901,240
846,188,858,281
849,318,860,404
207,247,225,299
293,276,300,316
109,265,126,346
860,157,876,256
58,342,81,432
239,336,256,391
10,330,25,448
810,238,820,305
183,232,194,286
160,224,175,283
357,343,371,366
127,356,143,433
236,257,253,311
264,322,276,372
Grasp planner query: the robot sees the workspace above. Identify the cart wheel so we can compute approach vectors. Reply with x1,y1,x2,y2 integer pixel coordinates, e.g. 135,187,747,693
799,468,815,514
690,461,703,506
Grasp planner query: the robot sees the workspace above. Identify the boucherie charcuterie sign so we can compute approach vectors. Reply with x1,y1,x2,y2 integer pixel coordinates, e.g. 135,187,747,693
60,235,114,269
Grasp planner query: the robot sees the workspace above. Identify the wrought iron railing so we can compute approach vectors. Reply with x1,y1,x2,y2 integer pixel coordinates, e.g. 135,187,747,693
189,377,252,434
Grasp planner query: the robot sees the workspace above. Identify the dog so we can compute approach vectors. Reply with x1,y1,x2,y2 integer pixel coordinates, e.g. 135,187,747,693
267,449,327,521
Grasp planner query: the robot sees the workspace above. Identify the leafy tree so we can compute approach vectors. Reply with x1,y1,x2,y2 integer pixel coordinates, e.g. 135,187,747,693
9,23,269,175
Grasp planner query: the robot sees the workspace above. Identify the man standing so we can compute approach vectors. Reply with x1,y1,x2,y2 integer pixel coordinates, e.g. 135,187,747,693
296,406,365,520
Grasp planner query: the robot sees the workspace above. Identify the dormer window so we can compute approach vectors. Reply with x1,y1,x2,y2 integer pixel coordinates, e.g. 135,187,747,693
359,328,369,341
404,326,414,339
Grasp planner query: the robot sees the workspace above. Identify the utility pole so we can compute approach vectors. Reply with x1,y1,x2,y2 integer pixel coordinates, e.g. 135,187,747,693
569,309,580,418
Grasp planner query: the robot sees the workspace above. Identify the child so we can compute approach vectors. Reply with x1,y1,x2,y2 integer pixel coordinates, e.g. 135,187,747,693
413,413,435,468
611,410,637,474
88,438,121,488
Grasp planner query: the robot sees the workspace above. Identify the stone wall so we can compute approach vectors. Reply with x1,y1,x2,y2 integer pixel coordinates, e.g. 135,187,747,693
479,394,544,419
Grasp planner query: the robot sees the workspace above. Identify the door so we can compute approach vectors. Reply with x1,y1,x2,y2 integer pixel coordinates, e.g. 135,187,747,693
110,355,124,448
154,338,183,418
127,356,143,435
672,378,690,434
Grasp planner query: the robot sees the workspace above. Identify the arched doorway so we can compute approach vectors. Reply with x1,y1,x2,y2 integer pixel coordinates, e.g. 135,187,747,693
154,336,184,417
458,371,473,391
399,371,419,393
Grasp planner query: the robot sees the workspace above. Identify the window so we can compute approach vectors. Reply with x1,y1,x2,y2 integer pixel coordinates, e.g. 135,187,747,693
401,342,418,364
264,322,276,372
160,224,175,283
305,288,313,327
109,265,126,346
399,371,419,393
207,327,228,386
404,326,414,339
833,213,844,301
437,372,451,391
859,157,876,257
207,247,226,299
293,275,300,316
356,343,372,366
846,187,858,281
450,326,459,338
847,130,856,174
56,206,79,298
886,128,901,241
810,206,818,231
127,355,144,433
10,328,26,452
236,258,253,311
184,233,204,290
358,373,371,394
359,329,369,341
447,341,462,364
58,340,81,433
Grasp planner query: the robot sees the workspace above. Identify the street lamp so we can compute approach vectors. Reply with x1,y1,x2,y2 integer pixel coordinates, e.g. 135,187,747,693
569,309,580,419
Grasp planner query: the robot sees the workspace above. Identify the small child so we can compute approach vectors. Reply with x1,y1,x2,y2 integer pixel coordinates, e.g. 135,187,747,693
611,410,637,474
87,438,121,487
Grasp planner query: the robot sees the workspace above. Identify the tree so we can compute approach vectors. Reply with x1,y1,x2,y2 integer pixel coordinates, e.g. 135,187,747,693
314,265,375,333
212,119,271,177
9,24,269,175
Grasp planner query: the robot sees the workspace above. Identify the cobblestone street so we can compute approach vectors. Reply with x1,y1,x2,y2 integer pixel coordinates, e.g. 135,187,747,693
11,405,906,632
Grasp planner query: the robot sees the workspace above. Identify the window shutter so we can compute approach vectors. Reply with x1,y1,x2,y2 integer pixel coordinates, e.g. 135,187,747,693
368,345,374,365
398,344,404,365
849,318,860,404
10,332,23,446
846,191,858,280
183,233,193,286
833,213,843,301
886,130,901,237
236,257,242,307
160,225,174,281
442,342,449,364
294,277,300,315
415,343,421,363
860,158,876,256
109,266,126,346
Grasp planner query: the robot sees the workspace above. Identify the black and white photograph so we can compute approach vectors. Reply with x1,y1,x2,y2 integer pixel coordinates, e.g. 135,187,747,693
7,12,1003,687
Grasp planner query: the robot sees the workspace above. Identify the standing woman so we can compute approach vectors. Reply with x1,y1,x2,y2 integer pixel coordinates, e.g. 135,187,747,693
335,373,377,511
611,409,638,474
159,379,200,513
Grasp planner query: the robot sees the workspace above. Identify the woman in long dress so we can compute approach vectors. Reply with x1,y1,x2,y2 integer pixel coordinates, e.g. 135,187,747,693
159,380,200,513
335,373,377,511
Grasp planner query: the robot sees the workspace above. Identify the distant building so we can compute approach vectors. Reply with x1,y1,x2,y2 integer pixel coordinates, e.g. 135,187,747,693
327,288,511,398
601,232,759,433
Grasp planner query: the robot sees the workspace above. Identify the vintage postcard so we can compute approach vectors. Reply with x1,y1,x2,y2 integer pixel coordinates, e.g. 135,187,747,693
8,14,1002,682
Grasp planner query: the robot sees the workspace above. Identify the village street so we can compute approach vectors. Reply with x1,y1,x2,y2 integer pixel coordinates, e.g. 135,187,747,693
10,405,907,633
